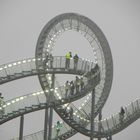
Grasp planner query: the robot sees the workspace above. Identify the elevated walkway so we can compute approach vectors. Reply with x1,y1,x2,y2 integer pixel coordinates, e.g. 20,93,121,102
0,56,100,125
12,99,140,139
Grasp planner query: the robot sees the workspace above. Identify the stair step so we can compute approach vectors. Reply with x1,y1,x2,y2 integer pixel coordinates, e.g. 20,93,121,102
19,108,26,112
25,107,33,111
0,113,6,119
8,75,15,79
13,111,19,114
30,70,36,74
32,104,40,109
40,103,46,107
7,112,14,116
22,71,32,75
0,77,7,80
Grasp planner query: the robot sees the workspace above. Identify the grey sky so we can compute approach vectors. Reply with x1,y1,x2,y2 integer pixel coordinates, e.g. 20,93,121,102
0,0,140,140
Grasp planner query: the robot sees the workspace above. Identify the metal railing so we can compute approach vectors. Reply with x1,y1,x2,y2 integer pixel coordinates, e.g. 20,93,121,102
0,56,95,84
0,58,100,124
13,99,140,140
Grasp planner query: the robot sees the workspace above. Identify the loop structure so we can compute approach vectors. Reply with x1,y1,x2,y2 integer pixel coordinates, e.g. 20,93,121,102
0,13,139,140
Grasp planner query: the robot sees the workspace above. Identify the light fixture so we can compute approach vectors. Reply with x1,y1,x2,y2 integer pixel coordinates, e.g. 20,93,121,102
17,61,21,64
8,64,12,67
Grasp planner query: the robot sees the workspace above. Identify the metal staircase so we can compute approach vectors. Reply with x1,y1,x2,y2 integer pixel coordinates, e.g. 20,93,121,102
1,12,138,140
11,99,140,140
0,57,100,125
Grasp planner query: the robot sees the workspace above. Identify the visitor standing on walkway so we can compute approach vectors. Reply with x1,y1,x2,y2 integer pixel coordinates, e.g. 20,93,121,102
0,93,5,117
65,81,70,99
56,121,62,138
80,77,85,90
74,76,80,93
69,107,74,120
70,81,75,96
43,52,49,68
65,52,72,69
49,53,53,68
73,54,79,70
119,107,125,123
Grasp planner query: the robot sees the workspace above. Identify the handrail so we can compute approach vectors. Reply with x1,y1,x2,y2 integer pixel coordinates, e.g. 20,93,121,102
0,56,95,85
0,63,100,125
12,99,140,139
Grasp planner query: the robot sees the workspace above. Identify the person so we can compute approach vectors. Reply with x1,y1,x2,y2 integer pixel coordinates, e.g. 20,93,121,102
80,77,85,90
92,64,99,74
69,107,73,120
91,67,96,74
98,121,104,133
0,93,5,117
0,93,4,106
73,54,79,70
65,52,72,69
65,81,70,99
86,70,92,84
70,81,75,96
106,136,112,140
74,76,80,93
119,107,125,123
43,52,49,68
49,53,53,68
56,121,62,137
89,65,98,84
63,106,69,118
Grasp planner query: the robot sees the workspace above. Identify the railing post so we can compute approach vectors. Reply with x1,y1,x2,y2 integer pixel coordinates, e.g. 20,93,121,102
19,115,24,140
90,89,95,140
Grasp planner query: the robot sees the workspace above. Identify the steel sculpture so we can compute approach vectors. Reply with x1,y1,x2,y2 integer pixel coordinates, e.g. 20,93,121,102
0,13,139,140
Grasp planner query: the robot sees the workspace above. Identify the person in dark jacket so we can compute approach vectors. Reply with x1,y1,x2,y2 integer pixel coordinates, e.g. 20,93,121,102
74,76,80,93
0,93,5,117
69,107,74,119
119,107,125,123
49,54,53,68
70,81,75,96
65,81,70,99
80,77,85,90
73,54,79,70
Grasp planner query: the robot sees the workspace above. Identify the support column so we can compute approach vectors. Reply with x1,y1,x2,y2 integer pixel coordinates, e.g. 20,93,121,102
48,107,53,140
44,108,48,140
19,115,24,140
44,74,55,140
47,74,55,140
98,111,102,140
90,89,95,140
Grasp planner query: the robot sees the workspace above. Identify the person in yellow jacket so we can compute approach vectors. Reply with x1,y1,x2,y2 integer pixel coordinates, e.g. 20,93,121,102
65,52,72,69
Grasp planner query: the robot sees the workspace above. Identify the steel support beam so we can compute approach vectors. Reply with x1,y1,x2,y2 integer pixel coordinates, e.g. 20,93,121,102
98,111,102,140
90,89,95,140
19,115,24,140
47,74,55,140
44,108,48,140
44,74,55,140
48,107,53,140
